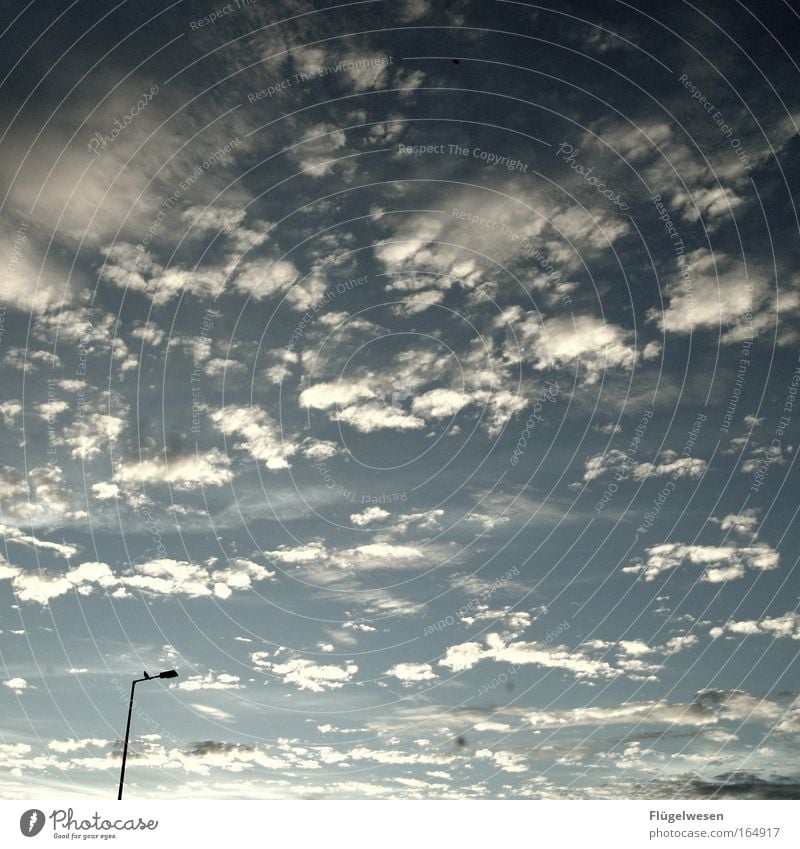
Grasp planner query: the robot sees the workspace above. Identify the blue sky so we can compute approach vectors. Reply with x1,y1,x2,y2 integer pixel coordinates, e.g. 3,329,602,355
0,0,799,799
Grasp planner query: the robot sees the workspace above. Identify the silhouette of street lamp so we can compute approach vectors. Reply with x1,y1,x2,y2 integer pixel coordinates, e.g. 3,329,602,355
117,669,178,800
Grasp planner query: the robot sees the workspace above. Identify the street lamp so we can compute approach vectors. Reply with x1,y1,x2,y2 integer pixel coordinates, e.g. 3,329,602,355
117,669,178,800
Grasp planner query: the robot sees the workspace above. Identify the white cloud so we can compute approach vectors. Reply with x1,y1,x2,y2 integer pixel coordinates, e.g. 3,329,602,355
393,289,445,314
0,221,67,312
177,672,242,691
439,633,620,679
350,507,390,526
294,123,347,176
267,542,328,564
0,465,81,527
126,557,274,600
334,402,425,433
710,611,800,641
718,510,759,536
301,439,339,461
252,653,358,692
509,313,637,383
346,746,455,766
650,250,798,344
57,411,126,460
115,449,232,490
437,641,485,672
398,0,430,22
101,243,227,303
411,389,472,418
299,380,376,410
581,448,629,482
333,543,425,571
91,482,120,500
190,704,235,722
476,748,528,773
210,405,297,469
584,448,707,486
460,606,532,634
204,358,245,377
47,738,108,754
3,677,31,694
233,259,299,301
623,542,779,582
462,512,510,531
672,186,744,224
633,455,707,480
0,400,22,426
1,555,274,605
10,561,117,605
0,525,77,558
526,700,714,729
386,663,437,685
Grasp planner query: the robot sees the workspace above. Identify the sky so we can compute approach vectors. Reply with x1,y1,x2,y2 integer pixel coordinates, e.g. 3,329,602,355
0,0,799,800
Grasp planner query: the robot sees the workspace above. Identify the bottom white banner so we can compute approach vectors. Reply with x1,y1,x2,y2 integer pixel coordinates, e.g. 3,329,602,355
0,800,797,848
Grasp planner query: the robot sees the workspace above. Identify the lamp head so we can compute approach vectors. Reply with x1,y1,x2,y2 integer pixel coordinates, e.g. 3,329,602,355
158,669,179,679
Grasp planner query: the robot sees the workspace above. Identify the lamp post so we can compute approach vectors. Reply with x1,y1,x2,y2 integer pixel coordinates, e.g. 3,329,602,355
117,669,178,800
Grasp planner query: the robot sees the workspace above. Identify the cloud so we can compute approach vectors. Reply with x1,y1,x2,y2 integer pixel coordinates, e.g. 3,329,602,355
623,542,779,582
580,448,706,484
507,312,638,383
299,380,376,411
210,405,297,469
3,677,31,694
177,672,242,691
267,542,328,565
9,561,117,605
715,510,760,536
0,220,68,312
252,653,358,692
581,448,630,482
204,358,245,377
114,449,232,490
191,704,235,722
0,525,77,558
0,400,22,426
526,699,715,730
101,243,227,303
398,0,431,22
476,748,528,773
334,402,426,433
91,482,120,501
47,738,108,754
633,455,707,480
233,259,299,301
57,411,126,461
346,746,456,766
650,250,799,344
0,464,86,528
350,507,390,526
710,611,800,641
1,555,274,605
393,289,446,314
461,512,510,531
385,663,437,685
411,389,472,418
126,557,275,600
642,773,800,800
460,606,533,634
439,633,621,680
333,543,425,571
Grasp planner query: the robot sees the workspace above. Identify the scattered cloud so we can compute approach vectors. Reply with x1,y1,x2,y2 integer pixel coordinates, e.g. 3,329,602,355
623,542,779,582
